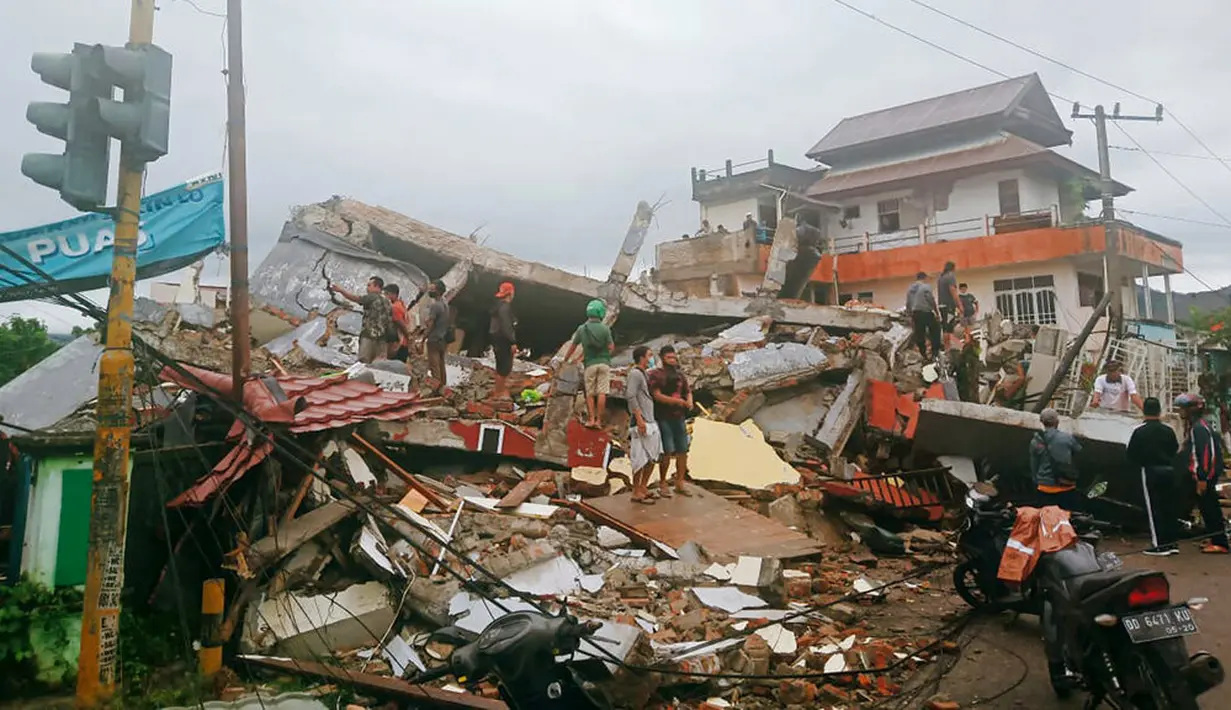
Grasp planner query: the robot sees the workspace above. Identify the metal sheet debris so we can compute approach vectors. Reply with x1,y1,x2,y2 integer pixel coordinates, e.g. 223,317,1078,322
687,419,802,489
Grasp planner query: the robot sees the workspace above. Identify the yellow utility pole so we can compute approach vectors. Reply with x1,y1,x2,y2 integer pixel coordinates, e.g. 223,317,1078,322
76,0,156,704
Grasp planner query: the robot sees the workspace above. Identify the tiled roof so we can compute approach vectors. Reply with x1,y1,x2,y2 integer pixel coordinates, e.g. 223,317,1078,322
278,376,434,433
806,73,1070,163
164,367,434,507
162,365,434,434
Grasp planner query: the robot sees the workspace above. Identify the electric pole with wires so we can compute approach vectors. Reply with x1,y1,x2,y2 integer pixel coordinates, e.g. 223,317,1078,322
1071,102,1163,336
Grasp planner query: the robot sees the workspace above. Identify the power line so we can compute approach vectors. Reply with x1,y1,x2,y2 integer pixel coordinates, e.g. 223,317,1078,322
900,0,1231,179
1110,145,1231,163
826,0,1075,104
1112,122,1231,228
1118,208,1231,231
172,0,227,19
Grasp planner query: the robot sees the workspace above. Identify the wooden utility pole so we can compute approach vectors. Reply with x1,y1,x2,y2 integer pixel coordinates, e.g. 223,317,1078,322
76,1,155,704
1071,102,1163,337
227,0,251,397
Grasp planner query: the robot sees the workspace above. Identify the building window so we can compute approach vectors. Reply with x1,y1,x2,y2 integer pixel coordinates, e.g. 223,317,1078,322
842,205,861,221
876,199,901,233
998,179,1021,216
993,275,1057,325
838,291,874,304
1077,272,1105,307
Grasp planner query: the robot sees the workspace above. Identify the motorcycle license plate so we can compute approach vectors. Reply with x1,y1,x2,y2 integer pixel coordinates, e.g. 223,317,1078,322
1121,606,1198,644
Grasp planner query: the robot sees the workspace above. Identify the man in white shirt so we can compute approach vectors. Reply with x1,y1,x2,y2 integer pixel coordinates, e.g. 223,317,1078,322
1090,361,1144,412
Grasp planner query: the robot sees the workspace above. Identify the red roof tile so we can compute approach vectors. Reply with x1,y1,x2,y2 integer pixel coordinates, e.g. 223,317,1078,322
164,366,433,434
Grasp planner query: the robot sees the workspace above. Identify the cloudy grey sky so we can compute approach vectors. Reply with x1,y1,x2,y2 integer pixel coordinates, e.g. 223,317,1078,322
2,0,1229,330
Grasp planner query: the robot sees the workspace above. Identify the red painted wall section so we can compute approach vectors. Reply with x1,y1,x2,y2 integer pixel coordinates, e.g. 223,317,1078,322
756,223,1182,285
565,419,611,468
447,420,538,459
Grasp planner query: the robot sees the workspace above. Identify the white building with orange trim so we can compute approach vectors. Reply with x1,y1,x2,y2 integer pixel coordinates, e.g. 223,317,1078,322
666,74,1182,334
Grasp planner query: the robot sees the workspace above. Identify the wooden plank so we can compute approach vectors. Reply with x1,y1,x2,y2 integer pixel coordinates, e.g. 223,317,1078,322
586,485,823,561
243,498,358,576
352,434,450,510
240,655,507,709
495,479,538,509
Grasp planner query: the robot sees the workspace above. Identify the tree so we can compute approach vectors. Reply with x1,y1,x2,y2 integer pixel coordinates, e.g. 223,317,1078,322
1186,305,1231,350
0,317,61,387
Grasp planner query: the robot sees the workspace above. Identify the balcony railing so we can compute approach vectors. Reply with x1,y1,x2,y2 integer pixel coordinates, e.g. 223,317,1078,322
831,206,1060,255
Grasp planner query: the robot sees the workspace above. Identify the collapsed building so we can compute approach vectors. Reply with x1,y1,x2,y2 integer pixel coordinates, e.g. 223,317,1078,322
0,73,1215,708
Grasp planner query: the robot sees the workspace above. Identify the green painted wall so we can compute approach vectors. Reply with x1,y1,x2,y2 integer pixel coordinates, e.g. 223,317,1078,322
22,455,132,588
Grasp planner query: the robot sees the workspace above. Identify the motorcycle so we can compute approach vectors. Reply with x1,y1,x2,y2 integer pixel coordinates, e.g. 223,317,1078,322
954,482,1224,707
411,609,613,710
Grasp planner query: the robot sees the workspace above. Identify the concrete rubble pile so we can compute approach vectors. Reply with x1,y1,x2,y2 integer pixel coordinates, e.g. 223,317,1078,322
111,198,1112,708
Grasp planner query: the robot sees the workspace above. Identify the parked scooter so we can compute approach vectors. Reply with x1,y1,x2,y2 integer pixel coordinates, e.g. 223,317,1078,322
954,482,1224,707
411,609,613,710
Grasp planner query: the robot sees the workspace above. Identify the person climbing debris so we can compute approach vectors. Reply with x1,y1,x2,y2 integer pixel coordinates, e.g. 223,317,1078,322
559,299,615,429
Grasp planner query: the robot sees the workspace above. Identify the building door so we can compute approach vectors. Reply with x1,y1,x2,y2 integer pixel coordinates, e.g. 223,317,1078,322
54,468,92,587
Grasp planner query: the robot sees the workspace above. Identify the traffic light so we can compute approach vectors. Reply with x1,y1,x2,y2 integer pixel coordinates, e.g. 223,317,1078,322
21,43,113,211
21,41,173,211
91,44,172,165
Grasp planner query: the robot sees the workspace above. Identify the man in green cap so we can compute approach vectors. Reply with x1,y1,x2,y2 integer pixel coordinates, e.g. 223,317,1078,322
560,299,615,428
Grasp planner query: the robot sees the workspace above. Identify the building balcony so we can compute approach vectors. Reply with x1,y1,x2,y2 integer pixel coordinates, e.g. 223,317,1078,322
690,151,820,204
783,217,1183,285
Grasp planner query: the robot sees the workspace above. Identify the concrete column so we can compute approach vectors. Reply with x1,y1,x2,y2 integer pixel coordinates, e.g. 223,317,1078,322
1164,273,1175,324
1142,263,1153,320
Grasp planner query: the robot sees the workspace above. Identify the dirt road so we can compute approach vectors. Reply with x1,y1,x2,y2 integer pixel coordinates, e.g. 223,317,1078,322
935,536,1231,708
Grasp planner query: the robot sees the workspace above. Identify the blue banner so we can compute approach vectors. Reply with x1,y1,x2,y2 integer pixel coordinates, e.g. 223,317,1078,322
0,173,227,302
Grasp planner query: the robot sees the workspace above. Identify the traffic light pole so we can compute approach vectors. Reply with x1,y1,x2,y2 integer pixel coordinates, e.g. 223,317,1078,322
76,0,156,704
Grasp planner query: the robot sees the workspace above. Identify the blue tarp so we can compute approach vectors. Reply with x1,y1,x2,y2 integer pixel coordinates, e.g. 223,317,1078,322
0,173,226,302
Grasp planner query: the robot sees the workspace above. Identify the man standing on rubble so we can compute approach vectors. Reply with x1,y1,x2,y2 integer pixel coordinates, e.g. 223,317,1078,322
331,276,405,364
560,299,615,428
384,283,410,362
423,280,450,395
906,272,941,360
650,344,693,498
1090,360,1144,412
1030,408,1084,511
1128,397,1182,556
626,345,662,505
489,281,518,400
937,261,963,335
958,283,979,328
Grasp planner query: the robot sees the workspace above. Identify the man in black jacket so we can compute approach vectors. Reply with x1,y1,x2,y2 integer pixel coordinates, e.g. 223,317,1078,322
1128,397,1181,556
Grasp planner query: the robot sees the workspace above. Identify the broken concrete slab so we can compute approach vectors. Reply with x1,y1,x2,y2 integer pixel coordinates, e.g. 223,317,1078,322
813,370,865,458
300,197,893,336
750,386,829,436
241,581,395,659
727,342,828,391
985,339,1029,367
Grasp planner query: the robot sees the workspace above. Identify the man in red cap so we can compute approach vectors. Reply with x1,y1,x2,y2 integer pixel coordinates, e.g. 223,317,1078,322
490,282,518,399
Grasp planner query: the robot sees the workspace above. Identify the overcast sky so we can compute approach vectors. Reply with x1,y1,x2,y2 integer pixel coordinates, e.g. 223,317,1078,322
2,0,1229,330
